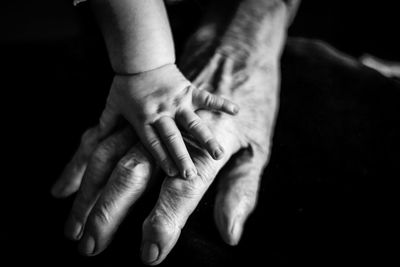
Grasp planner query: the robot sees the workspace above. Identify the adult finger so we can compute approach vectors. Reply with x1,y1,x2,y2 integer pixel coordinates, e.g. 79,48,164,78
141,125,178,177
193,89,239,115
78,144,154,256
177,109,224,160
51,126,100,198
64,128,134,241
214,148,268,246
154,117,197,179
140,146,227,265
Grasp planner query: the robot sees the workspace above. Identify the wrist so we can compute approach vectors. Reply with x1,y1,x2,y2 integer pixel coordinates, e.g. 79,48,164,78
113,56,176,76
114,63,176,78
217,0,288,67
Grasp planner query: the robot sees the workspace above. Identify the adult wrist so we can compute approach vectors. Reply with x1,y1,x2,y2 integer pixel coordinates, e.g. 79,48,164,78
217,0,288,67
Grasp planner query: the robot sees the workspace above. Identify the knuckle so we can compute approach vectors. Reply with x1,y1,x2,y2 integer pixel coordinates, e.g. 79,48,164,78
113,168,146,192
91,146,110,166
91,204,113,226
194,158,218,183
204,93,215,107
89,134,122,164
110,175,145,196
187,118,201,131
164,179,201,200
176,153,190,163
143,212,177,234
147,138,161,150
101,136,120,152
197,171,214,185
165,132,179,144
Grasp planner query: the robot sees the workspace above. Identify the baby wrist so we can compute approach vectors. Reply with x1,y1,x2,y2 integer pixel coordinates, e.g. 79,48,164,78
114,62,176,77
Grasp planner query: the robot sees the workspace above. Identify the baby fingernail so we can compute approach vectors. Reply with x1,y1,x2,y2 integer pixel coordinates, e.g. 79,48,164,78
162,159,178,177
214,146,224,159
184,168,197,179
79,234,96,256
141,242,160,264
168,165,178,177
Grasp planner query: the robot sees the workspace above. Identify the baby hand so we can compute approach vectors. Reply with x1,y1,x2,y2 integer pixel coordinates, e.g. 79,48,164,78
98,63,239,179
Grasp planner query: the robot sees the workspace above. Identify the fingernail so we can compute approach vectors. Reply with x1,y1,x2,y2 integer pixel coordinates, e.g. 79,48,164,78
184,168,197,179
79,234,96,256
65,217,82,240
214,146,225,159
168,165,178,177
229,220,242,246
72,222,83,240
232,105,239,114
141,242,160,264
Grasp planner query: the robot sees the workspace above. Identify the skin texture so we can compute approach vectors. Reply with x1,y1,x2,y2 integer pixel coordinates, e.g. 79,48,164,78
52,0,297,265
100,63,239,180
91,0,175,74
91,0,239,179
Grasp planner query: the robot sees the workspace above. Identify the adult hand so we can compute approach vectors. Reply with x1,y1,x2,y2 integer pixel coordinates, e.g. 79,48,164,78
52,0,287,264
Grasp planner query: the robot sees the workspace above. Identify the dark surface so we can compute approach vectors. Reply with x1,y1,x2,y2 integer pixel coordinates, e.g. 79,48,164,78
2,0,398,265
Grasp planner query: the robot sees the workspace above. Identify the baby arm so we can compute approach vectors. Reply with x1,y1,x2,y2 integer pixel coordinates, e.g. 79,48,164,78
90,0,239,178
91,0,174,74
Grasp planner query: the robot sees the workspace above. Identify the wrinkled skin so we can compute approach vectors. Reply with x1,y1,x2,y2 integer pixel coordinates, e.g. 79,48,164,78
99,63,239,180
51,4,285,266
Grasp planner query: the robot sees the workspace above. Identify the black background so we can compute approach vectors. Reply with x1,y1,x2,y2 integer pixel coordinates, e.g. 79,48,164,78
1,0,398,265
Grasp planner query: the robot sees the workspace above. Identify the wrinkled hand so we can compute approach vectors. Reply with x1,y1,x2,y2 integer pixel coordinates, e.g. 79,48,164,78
99,63,239,179
51,27,279,265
